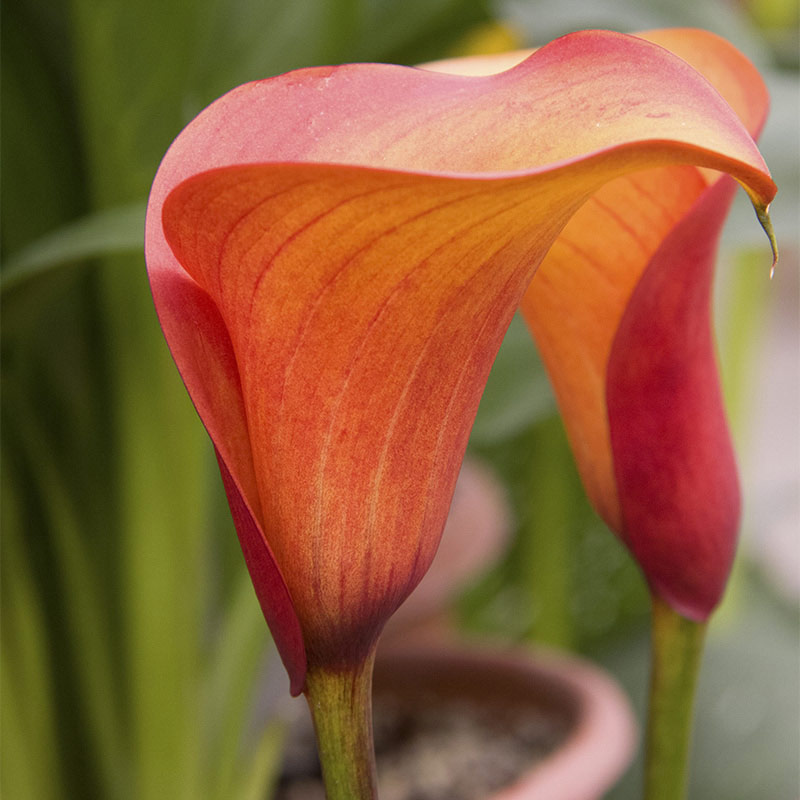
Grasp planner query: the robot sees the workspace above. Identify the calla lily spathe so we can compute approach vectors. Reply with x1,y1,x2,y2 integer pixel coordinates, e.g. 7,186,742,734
539,30,775,622
145,29,775,694
431,30,774,621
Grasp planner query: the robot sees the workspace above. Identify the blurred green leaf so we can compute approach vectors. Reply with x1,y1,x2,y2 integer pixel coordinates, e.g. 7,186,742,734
361,0,492,63
65,0,219,794
1,204,145,293
190,0,365,95
239,720,288,800
0,479,63,800
205,573,275,800
2,403,128,799
1,0,86,257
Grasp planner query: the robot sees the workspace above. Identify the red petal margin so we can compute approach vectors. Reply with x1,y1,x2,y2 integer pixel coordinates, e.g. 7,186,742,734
147,206,308,690
215,451,307,694
606,176,741,621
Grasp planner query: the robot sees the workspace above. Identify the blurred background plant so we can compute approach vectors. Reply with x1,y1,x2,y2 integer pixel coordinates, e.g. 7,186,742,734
1,0,797,798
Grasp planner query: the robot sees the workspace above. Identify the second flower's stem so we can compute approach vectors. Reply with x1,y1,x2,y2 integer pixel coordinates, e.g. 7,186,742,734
303,648,378,800
644,595,708,800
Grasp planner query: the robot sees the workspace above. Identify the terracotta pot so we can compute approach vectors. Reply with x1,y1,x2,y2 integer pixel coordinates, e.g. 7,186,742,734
373,640,637,800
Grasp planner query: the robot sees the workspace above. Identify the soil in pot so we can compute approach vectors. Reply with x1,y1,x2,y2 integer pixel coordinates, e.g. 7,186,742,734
274,663,573,800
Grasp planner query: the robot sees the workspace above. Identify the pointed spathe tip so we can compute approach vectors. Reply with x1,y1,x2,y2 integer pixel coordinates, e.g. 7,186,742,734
754,201,778,277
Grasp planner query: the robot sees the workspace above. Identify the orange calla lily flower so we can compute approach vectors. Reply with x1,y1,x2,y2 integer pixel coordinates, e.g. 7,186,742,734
145,30,775,695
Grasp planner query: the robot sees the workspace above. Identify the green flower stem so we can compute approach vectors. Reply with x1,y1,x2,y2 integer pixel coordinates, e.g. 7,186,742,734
304,649,378,800
521,415,576,649
644,595,708,800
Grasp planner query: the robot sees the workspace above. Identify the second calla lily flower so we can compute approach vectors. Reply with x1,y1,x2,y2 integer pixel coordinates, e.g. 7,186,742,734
476,30,772,622
145,30,775,698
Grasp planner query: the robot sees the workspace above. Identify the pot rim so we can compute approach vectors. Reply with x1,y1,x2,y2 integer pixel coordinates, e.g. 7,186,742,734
374,639,637,800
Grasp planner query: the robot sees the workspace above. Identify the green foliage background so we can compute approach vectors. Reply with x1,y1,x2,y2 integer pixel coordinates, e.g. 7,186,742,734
2,1,797,798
